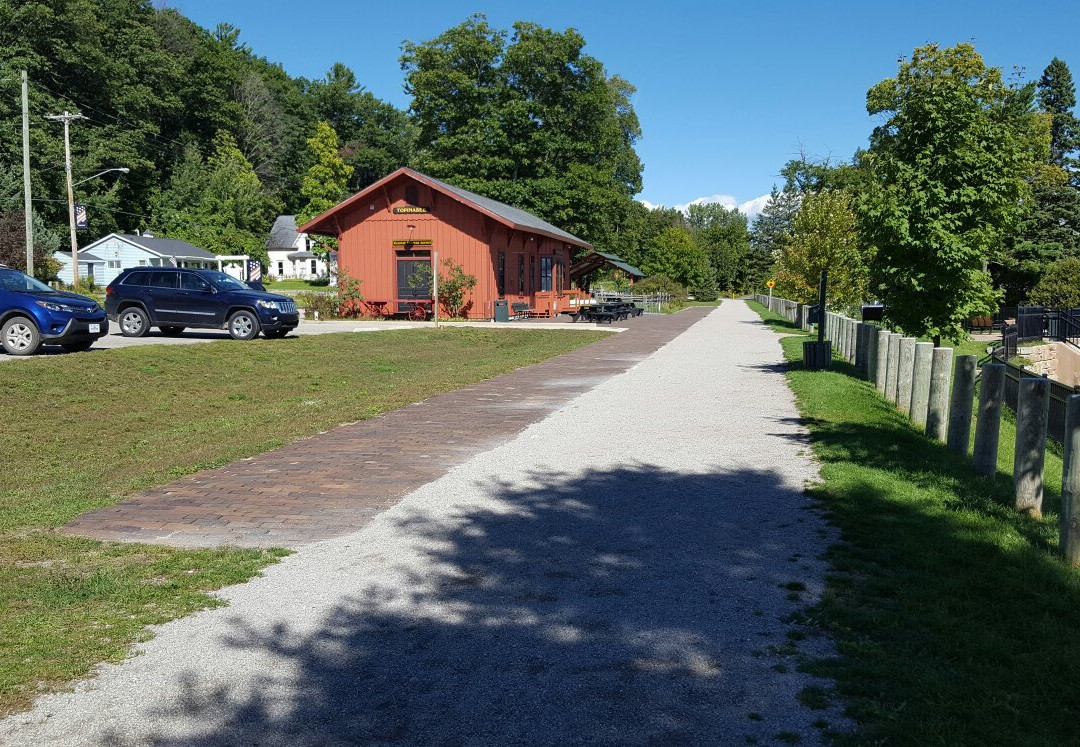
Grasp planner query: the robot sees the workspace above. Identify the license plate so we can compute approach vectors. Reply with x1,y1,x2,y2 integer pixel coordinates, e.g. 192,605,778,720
88,323,100,333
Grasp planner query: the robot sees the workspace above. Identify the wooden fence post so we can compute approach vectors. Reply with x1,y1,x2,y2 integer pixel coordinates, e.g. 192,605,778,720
926,347,953,441
1014,377,1050,518
973,363,1006,476
946,355,977,454
1061,394,1080,565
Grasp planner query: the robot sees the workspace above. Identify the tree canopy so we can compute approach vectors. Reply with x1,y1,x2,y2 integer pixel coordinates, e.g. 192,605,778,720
401,14,643,255
861,43,1047,340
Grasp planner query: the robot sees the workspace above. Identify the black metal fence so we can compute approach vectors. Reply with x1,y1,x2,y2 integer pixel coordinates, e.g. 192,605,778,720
989,353,1075,444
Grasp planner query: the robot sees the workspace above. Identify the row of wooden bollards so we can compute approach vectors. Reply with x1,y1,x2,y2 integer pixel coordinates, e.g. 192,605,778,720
811,305,1080,567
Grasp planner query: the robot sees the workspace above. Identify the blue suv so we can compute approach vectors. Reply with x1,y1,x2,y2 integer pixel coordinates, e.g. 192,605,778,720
105,267,299,340
0,264,108,356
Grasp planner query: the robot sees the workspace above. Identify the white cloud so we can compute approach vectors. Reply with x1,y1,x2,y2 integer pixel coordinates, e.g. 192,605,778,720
638,192,773,222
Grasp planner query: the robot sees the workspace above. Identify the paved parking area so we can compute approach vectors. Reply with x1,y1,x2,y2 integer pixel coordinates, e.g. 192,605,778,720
0,317,623,362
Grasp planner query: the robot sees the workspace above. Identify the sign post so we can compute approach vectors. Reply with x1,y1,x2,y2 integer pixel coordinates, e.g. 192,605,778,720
766,279,775,310
433,251,439,329
802,270,831,370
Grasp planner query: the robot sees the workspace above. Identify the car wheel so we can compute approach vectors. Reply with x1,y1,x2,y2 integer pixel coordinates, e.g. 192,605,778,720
61,341,93,352
119,307,149,338
263,329,288,339
228,310,259,341
160,326,186,337
1,316,41,356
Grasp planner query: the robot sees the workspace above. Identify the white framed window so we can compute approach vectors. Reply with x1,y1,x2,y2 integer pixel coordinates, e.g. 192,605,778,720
277,261,284,276
138,259,147,266
310,259,317,275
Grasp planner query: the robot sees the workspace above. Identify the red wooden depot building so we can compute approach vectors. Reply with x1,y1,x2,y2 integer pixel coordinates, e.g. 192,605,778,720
299,167,592,319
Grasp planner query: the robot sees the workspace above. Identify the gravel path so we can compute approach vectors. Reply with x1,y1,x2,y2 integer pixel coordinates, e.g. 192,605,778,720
0,300,848,745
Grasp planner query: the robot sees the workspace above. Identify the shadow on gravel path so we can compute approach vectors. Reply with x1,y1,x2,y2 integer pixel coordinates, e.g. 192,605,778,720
123,465,845,746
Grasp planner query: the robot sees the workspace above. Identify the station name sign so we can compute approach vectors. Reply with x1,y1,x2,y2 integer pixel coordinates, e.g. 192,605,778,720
393,206,430,214
392,239,433,246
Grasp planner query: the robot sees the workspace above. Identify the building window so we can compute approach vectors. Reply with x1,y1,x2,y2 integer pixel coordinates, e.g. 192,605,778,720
277,261,284,276
517,255,525,294
497,251,506,297
405,184,419,206
540,256,553,292
554,258,565,292
108,260,120,269
310,259,317,276
138,259,147,266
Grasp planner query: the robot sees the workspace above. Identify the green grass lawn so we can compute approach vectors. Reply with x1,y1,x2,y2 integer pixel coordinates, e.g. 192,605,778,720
0,327,606,717
264,279,333,291
747,300,1080,745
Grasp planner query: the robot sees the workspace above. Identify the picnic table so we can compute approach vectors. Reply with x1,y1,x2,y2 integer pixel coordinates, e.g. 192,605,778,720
364,299,432,321
571,302,643,324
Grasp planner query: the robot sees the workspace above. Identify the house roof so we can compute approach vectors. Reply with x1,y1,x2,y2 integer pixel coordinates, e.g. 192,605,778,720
287,251,317,260
569,251,646,280
298,167,591,248
56,250,105,263
118,234,216,259
267,215,300,250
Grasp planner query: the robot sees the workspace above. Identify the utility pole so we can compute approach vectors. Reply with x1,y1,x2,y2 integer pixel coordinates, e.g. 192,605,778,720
45,111,85,288
21,71,33,276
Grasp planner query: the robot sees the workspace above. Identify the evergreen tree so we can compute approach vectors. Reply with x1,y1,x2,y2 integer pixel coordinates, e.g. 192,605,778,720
1038,57,1080,171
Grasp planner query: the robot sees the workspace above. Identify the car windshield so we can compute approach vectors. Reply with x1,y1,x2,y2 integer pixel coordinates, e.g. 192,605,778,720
0,269,56,293
202,271,248,291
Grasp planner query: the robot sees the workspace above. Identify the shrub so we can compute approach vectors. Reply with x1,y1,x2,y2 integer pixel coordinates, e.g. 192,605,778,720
1029,257,1080,308
336,270,364,318
295,291,338,319
438,258,477,318
634,275,688,301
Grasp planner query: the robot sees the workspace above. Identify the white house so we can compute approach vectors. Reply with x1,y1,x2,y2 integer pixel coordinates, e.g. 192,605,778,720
53,250,107,285
266,215,329,280
55,232,219,286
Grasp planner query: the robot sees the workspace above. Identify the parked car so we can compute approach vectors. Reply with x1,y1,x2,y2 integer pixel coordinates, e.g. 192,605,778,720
105,267,299,340
0,264,108,356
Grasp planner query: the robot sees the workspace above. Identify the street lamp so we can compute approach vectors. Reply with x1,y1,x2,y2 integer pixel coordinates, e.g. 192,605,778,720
66,167,128,289
72,167,129,188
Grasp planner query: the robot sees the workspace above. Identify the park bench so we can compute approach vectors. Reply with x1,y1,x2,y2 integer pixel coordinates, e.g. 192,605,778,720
511,302,535,320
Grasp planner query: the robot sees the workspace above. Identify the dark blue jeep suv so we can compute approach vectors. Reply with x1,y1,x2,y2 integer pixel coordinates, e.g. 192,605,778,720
105,268,299,340
0,264,108,355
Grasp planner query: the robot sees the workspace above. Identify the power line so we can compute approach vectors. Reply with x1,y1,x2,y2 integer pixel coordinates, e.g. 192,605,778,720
32,197,152,221
30,79,190,152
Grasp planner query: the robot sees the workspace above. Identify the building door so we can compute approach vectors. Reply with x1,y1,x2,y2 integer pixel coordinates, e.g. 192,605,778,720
397,258,431,312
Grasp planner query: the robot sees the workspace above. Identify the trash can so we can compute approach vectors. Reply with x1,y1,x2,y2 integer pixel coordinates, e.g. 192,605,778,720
493,299,509,323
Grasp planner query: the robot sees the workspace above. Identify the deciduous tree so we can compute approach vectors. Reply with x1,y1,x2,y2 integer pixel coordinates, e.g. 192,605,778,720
862,43,1046,341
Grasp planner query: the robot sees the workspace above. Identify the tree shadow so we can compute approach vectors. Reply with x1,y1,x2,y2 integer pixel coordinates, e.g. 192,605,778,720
105,465,850,745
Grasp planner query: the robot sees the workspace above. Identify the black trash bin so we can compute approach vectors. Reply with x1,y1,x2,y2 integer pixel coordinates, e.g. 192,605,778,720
493,299,509,323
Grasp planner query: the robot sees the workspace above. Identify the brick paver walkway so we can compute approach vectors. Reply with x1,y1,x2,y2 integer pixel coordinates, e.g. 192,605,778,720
64,308,711,548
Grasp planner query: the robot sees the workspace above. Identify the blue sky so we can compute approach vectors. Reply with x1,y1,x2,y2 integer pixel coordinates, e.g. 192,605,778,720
175,0,1079,218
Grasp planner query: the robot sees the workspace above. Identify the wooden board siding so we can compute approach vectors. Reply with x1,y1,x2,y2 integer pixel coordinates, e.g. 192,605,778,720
335,175,578,319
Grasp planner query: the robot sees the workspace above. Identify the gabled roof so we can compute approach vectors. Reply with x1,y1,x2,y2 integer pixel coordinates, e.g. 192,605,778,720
80,233,216,260
298,167,591,248
119,234,216,259
267,215,300,250
55,250,105,263
569,251,645,280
